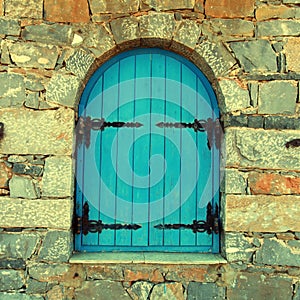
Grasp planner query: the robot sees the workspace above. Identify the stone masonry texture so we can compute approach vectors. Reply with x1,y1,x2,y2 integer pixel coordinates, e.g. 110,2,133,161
0,0,299,299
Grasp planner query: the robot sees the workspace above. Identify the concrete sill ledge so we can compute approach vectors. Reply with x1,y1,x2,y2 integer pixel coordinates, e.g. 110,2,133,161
69,252,227,265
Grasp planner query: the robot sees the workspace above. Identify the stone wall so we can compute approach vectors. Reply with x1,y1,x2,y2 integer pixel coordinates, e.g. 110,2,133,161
0,0,299,299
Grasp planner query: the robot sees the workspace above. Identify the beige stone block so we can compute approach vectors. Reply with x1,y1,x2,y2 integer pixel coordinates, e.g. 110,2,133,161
0,108,74,155
5,0,43,18
0,198,73,229
285,38,300,72
225,195,300,232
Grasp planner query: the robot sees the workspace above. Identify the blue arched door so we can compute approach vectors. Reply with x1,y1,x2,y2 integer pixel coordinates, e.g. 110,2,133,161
75,48,220,253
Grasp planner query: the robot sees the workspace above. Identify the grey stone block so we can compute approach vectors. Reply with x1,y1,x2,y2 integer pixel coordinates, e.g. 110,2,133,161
0,259,25,269
258,81,297,115
187,282,225,300
128,281,154,300
0,270,24,291
38,231,72,262
0,18,20,36
9,175,39,199
264,116,300,129
224,169,247,194
76,280,131,300
218,79,250,113
142,0,194,10
66,49,95,79
255,238,300,267
227,273,293,299
0,293,44,299
12,163,43,177
5,0,43,19
29,263,70,282
194,41,236,78
46,73,82,108
0,73,25,108
0,233,39,259
42,156,73,198
173,20,201,49
230,40,277,72
9,42,59,69
22,23,73,45
257,20,300,37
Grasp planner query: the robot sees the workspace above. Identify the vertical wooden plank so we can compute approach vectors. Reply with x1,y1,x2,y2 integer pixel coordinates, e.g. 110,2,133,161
163,56,181,247
196,76,213,248
148,53,165,247
132,53,151,246
115,56,135,246
99,61,119,246
81,75,105,247
180,64,197,246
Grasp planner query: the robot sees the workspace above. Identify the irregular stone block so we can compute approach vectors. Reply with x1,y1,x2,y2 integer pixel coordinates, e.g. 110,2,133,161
76,280,131,300
0,73,25,108
9,42,58,69
187,282,225,300
226,128,300,171
0,233,39,260
12,163,43,177
227,273,293,299
44,0,90,23
0,108,74,155
9,175,38,199
66,49,95,79
128,281,154,300
0,17,20,35
193,41,236,78
110,17,140,46
124,267,164,283
203,19,254,37
256,5,296,21
42,156,73,198
80,24,115,57
142,0,194,10
205,0,255,17
26,278,48,294
38,231,72,262
0,270,24,291
89,0,139,13
164,266,208,282
258,81,297,114
0,198,73,229
225,195,300,232
218,79,250,113
29,263,70,282
257,20,300,37
5,0,43,18
285,38,300,72
22,24,73,46
150,282,184,300
223,169,247,194
140,13,175,40
248,172,300,195
255,238,300,267
173,20,201,49
230,40,277,72
46,73,82,107
0,293,43,300
0,162,11,188
264,116,300,130
0,259,25,269
86,265,124,280
223,233,254,262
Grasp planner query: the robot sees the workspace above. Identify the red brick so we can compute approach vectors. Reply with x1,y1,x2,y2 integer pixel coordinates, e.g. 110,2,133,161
44,0,90,23
205,0,255,18
249,173,300,195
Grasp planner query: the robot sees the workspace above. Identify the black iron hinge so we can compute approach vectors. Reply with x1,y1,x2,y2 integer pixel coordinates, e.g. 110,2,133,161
75,202,141,235
156,118,222,150
76,117,143,148
154,202,219,234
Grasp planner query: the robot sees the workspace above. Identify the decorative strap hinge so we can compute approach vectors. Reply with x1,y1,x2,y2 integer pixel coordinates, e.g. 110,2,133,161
75,202,141,235
76,117,143,148
156,118,222,150
154,202,219,235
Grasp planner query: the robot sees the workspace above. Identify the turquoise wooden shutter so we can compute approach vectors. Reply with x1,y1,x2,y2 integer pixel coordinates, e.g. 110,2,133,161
75,48,220,253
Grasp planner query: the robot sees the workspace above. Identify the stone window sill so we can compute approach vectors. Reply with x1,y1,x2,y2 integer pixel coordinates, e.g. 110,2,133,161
69,252,227,265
